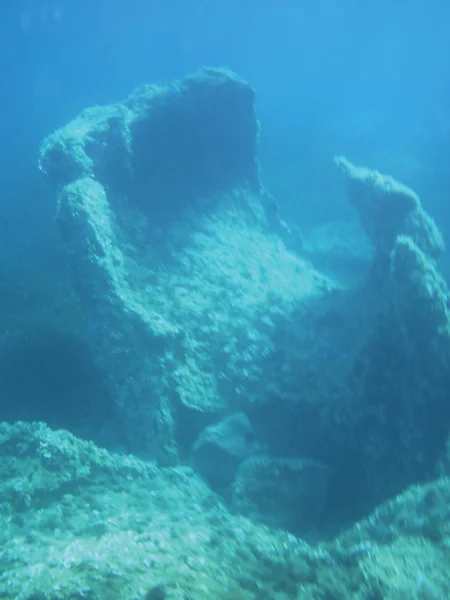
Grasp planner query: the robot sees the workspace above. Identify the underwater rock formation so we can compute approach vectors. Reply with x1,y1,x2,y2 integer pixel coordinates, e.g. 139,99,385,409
390,235,450,350
39,67,450,537
334,156,450,361
1,421,450,599
334,155,444,261
328,157,450,520
39,68,335,464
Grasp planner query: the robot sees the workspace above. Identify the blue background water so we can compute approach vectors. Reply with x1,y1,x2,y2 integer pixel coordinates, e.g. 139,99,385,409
1,0,449,267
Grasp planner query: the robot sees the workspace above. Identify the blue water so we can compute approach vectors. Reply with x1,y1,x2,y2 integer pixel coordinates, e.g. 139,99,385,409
1,1,449,253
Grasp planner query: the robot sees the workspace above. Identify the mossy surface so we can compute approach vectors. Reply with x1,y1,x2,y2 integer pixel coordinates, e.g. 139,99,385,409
1,422,449,599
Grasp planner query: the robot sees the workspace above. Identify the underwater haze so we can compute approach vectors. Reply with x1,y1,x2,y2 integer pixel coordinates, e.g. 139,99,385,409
1,1,450,598
1,1,450,235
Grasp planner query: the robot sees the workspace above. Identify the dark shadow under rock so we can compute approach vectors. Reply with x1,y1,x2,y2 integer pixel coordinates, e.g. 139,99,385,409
232,455,331,540
0,329,111,441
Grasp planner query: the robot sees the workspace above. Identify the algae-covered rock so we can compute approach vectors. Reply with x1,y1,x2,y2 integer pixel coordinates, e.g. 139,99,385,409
334,155,444,260
2,421,450,599
39,68,336,462
0,421,332,599
328,156,450,523
391,234,450,347
37,66,450,541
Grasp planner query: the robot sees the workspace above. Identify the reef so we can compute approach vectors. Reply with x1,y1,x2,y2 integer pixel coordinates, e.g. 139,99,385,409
0,421,450,599
36,65,450,571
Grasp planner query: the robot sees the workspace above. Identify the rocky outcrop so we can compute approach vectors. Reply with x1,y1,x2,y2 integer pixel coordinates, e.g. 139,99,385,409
327,157,450,522
1,421,450,599
39,68,336,464
39,68,450,535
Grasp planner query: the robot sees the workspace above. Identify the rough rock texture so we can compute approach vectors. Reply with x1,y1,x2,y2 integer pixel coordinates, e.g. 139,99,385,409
391,234,450,349
1,421,450,599
39,68,260,199
39,68,337,466
190,412,260,495
322,157,450,523
39,68,450,535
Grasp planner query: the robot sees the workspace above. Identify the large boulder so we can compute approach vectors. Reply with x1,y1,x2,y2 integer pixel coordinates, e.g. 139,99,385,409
190,412,260,495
